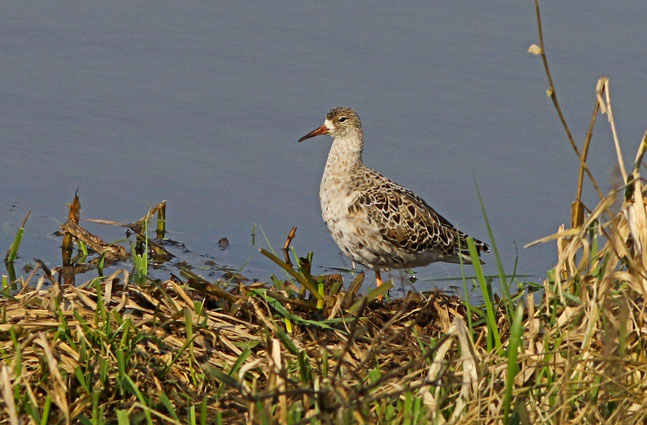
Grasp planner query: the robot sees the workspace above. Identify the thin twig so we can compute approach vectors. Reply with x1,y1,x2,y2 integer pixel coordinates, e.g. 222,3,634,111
572,95,601,227
534,0,575,155
533,0,603,202
598,78,628,183
282,226,297,266
631,131,647,176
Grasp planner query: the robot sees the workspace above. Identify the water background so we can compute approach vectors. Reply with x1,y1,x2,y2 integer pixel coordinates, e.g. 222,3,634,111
2,2,646,294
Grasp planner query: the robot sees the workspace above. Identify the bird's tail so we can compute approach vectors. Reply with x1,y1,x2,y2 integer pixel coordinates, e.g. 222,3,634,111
456,234,490,264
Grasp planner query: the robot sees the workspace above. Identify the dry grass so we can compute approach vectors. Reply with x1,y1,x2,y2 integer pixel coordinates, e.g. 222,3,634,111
0,264,484,424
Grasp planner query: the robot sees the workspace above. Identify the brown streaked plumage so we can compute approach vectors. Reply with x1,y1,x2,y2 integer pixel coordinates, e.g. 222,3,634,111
298,107,489,290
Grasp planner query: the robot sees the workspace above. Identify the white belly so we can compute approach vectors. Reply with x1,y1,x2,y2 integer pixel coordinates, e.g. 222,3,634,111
320,169,457,271
320,176,440,271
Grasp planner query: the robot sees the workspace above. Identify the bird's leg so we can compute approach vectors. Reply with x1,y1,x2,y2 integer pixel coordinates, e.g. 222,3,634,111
375,271,384,302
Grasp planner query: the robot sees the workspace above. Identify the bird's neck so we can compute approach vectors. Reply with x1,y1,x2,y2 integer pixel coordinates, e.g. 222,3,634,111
323,134,364,177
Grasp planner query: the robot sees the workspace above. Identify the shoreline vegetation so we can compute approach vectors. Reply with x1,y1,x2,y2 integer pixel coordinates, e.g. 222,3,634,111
3,2,647,424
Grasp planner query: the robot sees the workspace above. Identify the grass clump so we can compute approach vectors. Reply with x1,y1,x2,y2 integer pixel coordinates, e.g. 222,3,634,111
0,259,482,424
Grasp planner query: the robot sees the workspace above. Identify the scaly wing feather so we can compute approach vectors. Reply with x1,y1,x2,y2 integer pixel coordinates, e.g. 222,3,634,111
350,168,490,261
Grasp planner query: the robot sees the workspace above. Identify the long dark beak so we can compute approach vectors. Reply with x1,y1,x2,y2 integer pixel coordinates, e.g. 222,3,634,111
298,124,328,142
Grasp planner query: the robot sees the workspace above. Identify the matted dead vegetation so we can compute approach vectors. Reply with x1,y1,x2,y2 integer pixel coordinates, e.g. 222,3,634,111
0,265,488,424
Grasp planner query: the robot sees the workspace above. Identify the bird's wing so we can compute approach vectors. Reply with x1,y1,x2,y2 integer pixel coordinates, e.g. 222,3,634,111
350,171,489,259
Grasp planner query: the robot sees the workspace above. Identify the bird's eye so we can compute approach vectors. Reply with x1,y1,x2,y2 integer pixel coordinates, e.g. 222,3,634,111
338,116,347,122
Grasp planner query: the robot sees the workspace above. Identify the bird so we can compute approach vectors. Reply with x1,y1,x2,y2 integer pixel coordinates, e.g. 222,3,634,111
298,106,489,292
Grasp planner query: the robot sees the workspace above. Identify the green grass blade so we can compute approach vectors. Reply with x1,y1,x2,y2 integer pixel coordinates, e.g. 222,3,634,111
159,391,179,421
276,327,299,355
189,405,197,425
504,302,524,424
6,227,24,262
468,237,502,353
251,288,338,329
211,367,241,389
473,179,513,320
131,212,150,284
229,348,251,377
259,248,322,300
74,366,91,393
348,281,394,314
116,410,130,425
124,375,152,425
92,390,101,425
200,397,208,425
40,395,52,425
6,211,30,262
457,236,475,337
